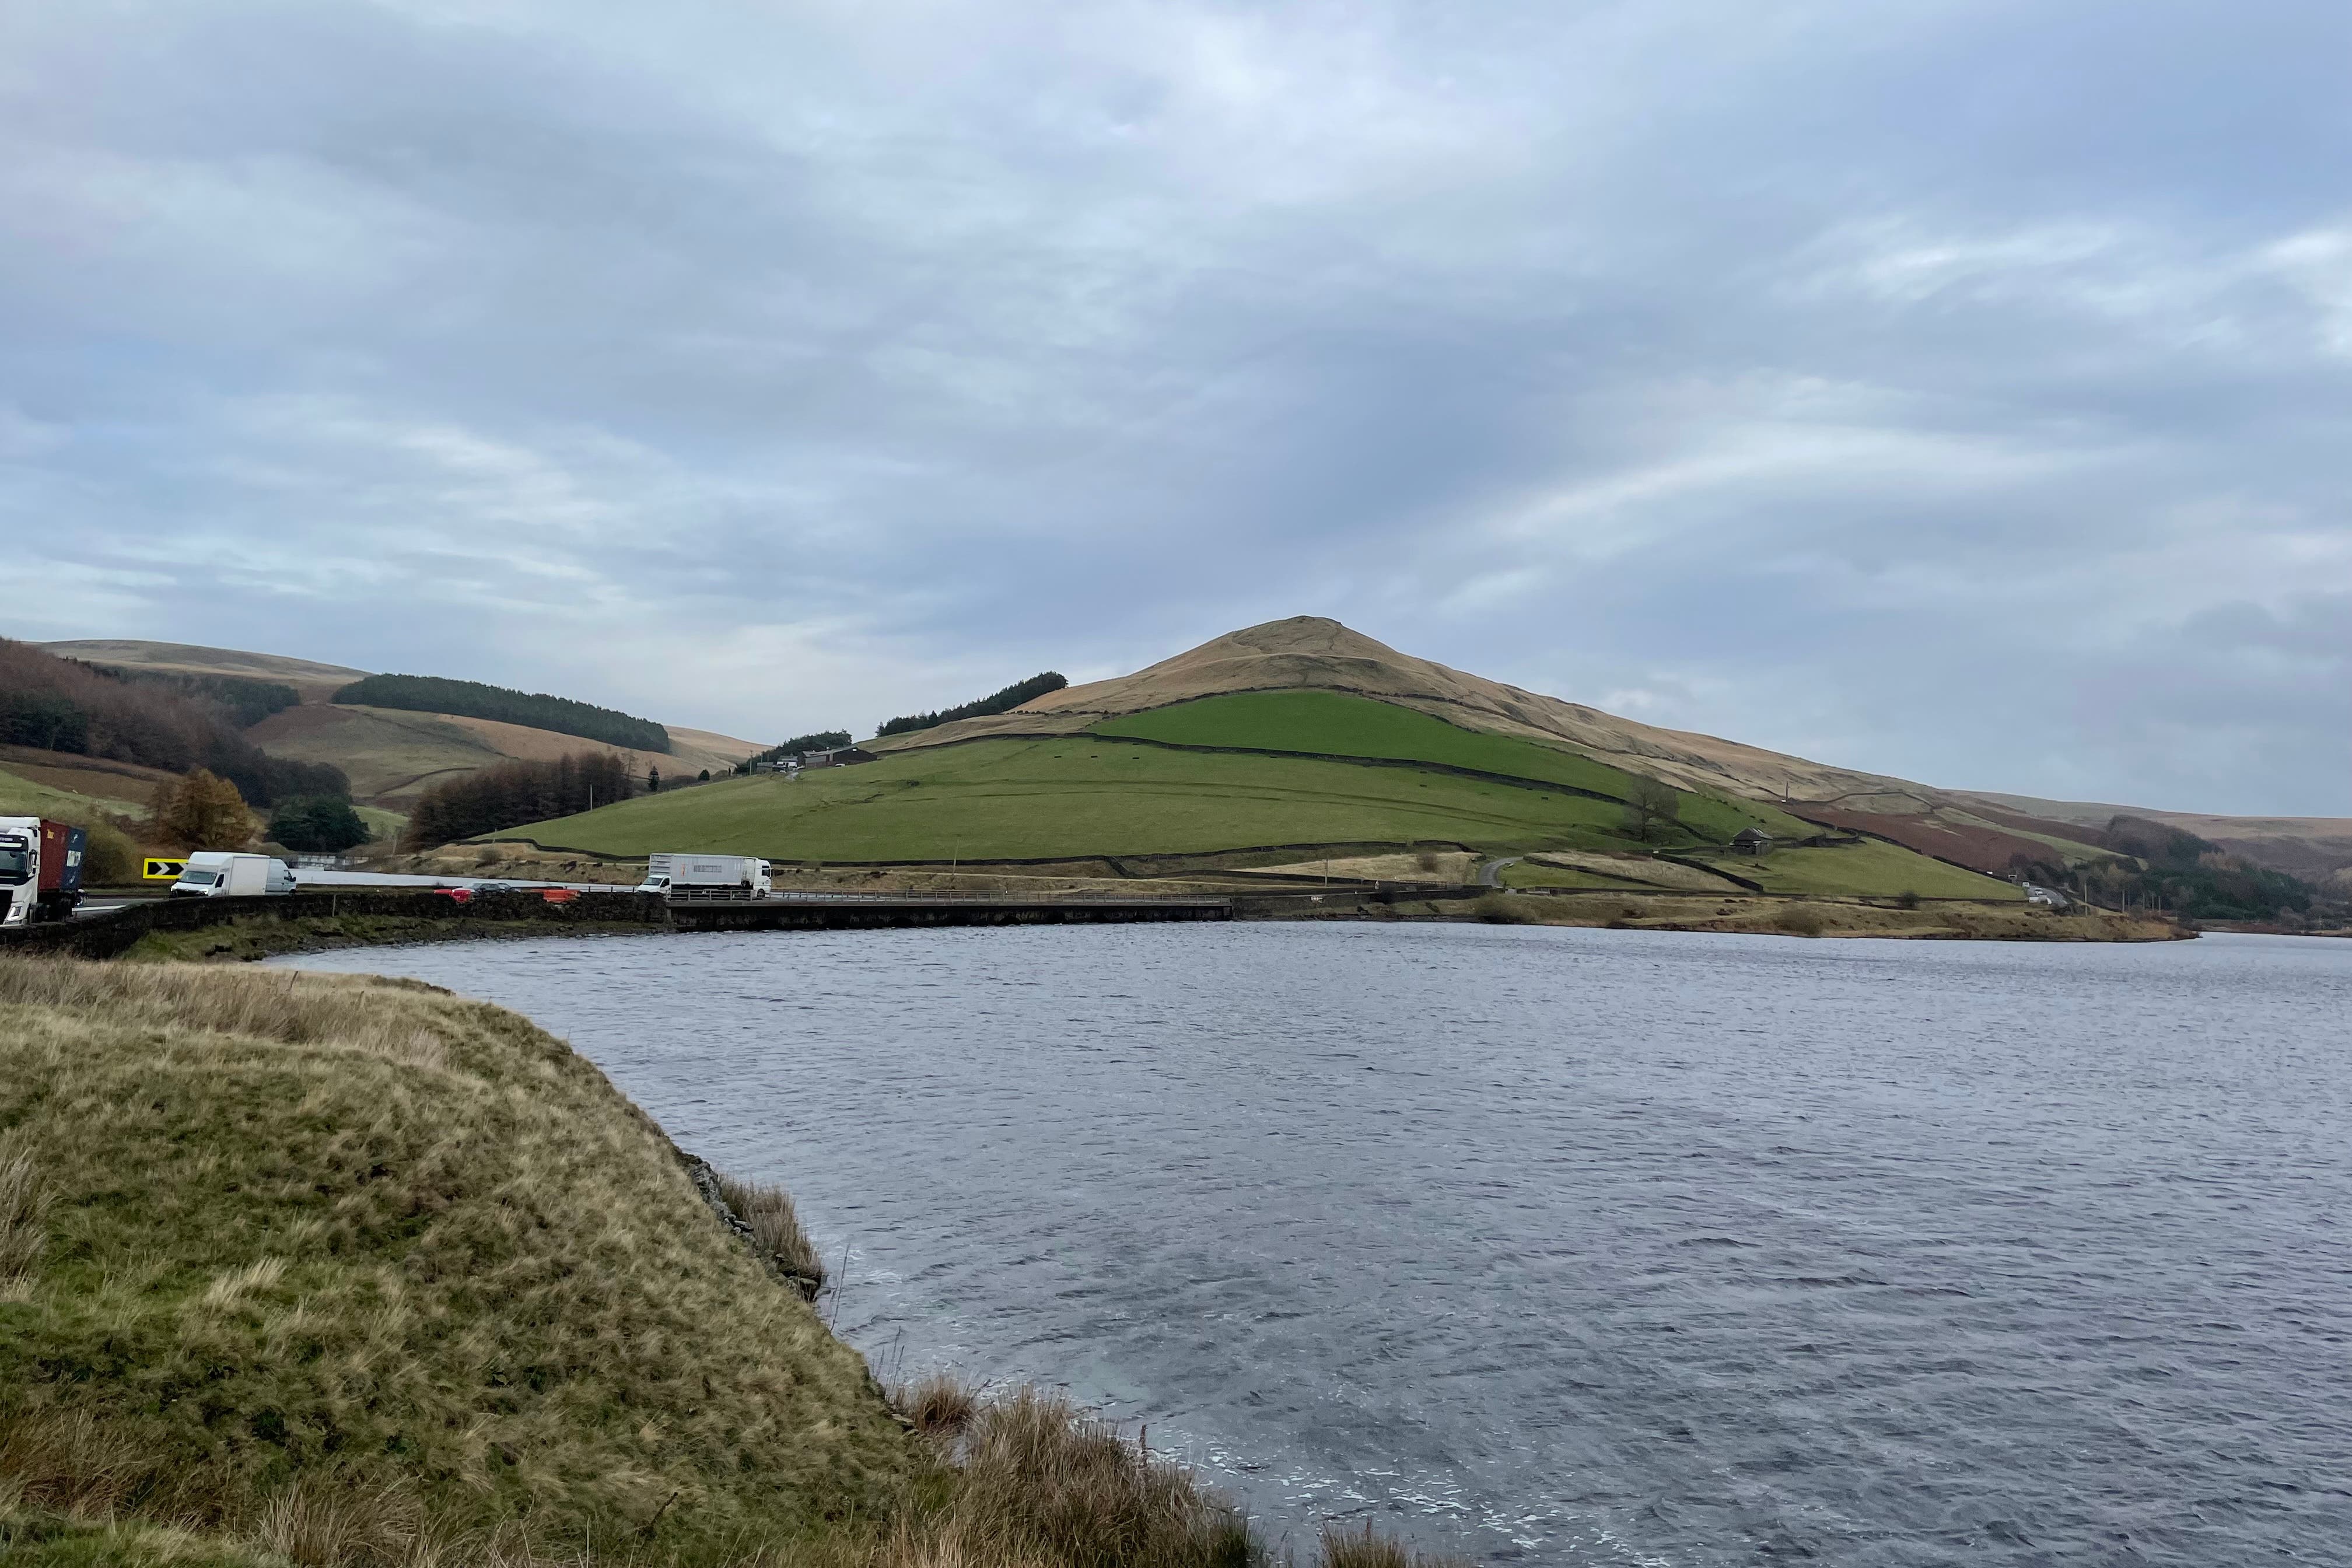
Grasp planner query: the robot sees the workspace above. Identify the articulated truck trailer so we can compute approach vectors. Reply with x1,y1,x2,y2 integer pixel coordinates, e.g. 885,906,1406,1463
0,817,89,928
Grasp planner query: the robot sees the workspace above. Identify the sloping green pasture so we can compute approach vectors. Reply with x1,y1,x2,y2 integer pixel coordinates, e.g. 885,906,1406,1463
1681,839,2024,900
492,737,1656,860
1091,690,1813,842
488,728,2018,903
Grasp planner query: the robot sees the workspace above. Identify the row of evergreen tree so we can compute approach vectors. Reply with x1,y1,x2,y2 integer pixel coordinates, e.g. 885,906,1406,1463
876,671,1066,738
745,730,854,768
335,673,670,753
405,752,638,848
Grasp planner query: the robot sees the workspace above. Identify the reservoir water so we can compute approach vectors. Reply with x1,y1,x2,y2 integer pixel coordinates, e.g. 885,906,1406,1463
280,925,2352,1566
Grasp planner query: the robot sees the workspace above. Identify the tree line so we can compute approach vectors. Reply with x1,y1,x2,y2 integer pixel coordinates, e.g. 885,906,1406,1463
334,673,670,754
0,639,348,807
405,752,638,848
877,671,1066,738
96,667,302,728
746,730,853,768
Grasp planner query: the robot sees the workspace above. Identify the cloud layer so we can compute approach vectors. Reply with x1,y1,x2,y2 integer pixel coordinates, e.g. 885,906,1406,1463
4,0,2346,813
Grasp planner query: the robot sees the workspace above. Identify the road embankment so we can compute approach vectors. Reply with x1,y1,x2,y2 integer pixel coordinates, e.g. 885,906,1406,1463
0,888,1236,963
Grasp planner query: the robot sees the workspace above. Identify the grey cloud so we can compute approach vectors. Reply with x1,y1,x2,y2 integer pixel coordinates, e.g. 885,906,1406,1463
2,0,2347,811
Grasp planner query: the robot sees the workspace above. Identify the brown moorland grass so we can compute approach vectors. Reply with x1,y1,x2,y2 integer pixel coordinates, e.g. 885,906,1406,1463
0,957,1458,1568
913,1390,1256,1568
714,1172,828,1300
0,957,913,1563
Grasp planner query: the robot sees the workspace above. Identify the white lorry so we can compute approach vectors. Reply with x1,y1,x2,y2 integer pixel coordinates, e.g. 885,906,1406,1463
169,851,298,899
636,853,771,900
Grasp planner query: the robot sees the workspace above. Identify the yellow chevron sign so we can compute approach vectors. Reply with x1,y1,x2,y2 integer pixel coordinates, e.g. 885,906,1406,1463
143,857,187,882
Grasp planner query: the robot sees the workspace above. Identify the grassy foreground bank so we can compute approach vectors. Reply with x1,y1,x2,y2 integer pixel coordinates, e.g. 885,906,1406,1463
0,958,1441,1568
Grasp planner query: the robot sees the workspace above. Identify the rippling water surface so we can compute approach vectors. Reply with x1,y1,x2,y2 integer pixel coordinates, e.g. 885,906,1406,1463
282,926,2352,1565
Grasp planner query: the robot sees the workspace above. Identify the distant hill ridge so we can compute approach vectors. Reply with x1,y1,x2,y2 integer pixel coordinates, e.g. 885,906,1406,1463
36,639,765,811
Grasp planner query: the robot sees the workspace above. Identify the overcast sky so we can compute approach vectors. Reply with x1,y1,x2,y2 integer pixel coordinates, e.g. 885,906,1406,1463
4,1,2347,814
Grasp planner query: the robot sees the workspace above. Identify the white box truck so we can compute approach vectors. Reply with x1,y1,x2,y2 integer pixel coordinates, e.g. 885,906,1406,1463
169,852,298,899
636,853,771,899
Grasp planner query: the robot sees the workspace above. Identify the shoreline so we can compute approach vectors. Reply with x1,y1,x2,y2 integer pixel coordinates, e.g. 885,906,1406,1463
6,883,2189,967
1314,890,2193,942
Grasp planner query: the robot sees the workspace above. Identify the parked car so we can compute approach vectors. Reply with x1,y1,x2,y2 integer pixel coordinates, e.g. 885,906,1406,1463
169,852,297,899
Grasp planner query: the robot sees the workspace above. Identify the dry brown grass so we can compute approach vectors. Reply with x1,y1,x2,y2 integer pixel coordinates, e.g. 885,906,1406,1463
1771,903,1828,937
1469,892,1542,925
254,1475,425,1567
921,1390,1254,1568
0,1140,48,1290
0,954,911,1564
0,956,450,1062
716,1172,828,1299
892,1374,983,1441
1315,1522,1468,1568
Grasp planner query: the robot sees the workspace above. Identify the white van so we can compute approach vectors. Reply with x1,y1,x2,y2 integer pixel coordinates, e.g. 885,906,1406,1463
169,852,298,899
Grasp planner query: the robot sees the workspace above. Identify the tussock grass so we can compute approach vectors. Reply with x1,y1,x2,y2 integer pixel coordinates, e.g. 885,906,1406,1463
1470,892,1540,925
0,1140,49,1289
1771,903,1828,937
0,954,909,1563
923,1389,1254,1568
892,1374,983,1440
716,1172,828,1300
1317,1522,1465,1568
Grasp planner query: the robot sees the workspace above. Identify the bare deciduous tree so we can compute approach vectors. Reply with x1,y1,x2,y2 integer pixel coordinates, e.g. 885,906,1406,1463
1621,776,1680,843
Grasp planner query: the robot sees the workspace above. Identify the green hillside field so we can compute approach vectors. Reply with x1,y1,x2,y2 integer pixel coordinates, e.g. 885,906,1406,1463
1680,839,2022,900
487,732,2018,906
1091,690,1819,842
492,737,1654,860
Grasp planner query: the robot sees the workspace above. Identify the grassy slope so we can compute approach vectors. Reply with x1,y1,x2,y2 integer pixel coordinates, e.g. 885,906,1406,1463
0,767,121,821
486,715,2017,901
0,753,162,817
0,961,911,1564
491,737,1654,860
247,707,755,810
1682,839,2023,900
1497,863,1662,890
1092,691,1817,841
244,705,501,804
